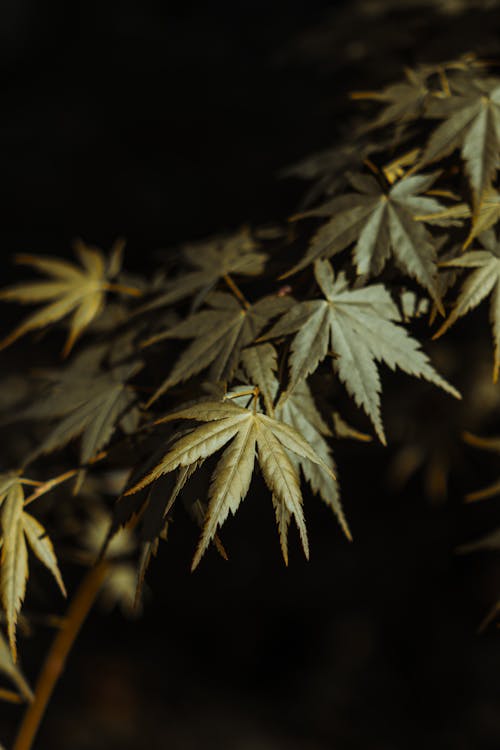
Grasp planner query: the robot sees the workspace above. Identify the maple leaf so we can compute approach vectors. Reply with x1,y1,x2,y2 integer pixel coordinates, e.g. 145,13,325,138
434,230,500,381
0,240,141,356
124,395,336,569
264,260,460,444
240,344,349,543
240,343,280,415
464,187,500,248
14,357,142,480
275,384,350,544
279,141,389,209
142,292,292,405
418,76,500,201
352,66,430,132
0,475,66,658
141,229,267,312
285,171,449,310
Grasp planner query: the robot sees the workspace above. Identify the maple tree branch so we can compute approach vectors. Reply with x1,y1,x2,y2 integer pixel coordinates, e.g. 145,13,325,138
223,274,250,308
13,561,109,750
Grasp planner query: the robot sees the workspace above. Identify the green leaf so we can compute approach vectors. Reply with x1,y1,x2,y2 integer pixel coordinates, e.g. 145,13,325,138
0,241,140,356
240,343,279,414
125,397,336,568
141,229,267,312
419,79,500,200
286,172,447,310
22,513,66,596
143,293,291,404
352,66,429,132
0,477,65,658
18,361,142,474
0,481,27,659
434,231,500,381
464,188,500,248
265,260,460,444
276,381,350,540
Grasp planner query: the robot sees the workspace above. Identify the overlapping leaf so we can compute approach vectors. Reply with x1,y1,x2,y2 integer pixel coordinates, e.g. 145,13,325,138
286,172,450,309
352,66,430,132
419,76,500,201
464,188,500,247
275,384,350,543
240,343,349,543
0,241,140,356
240,342,280,415
16,358,142,471
0,476,65,658
143,292,292,404
434,230,500,381
264,259,460,444
124,397,336,569
142,229,267,312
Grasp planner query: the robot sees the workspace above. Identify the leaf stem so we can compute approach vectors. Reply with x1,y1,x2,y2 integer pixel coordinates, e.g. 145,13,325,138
349,90,386,100
0,688,24,704
13,561,109,750
437,66,451,97
225,389,256,401
104,282,142,297
253,387,259,414
23,470,79,508
363,158,389,191
223,274,250,308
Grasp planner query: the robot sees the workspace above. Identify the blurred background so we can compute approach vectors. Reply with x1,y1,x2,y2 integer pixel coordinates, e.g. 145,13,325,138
3,1,500,747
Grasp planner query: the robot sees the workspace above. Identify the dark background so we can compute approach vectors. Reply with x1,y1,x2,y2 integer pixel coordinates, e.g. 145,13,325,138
3,1,500,748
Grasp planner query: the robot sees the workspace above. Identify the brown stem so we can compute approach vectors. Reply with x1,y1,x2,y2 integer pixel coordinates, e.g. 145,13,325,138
13,561,109,750
223,274,250,308
23,470,79,508
0,688,24,704
349,90,385,100
104,282,142,297
438,67,451,97
225,389,256,401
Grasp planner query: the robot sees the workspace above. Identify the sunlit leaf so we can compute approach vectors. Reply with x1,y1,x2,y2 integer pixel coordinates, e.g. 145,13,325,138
286,172,449,309
434,230,500,381
0,241,140,356
265,260,460,443
125,397,336,569
0,476,65,658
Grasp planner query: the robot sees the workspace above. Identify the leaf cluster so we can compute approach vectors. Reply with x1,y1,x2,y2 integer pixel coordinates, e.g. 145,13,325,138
4,54,500,667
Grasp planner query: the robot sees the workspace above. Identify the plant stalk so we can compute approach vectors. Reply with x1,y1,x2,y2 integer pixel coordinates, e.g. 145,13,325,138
13,561,109,750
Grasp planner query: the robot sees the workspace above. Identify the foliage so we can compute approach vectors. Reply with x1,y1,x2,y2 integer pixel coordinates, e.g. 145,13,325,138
3,53,500,735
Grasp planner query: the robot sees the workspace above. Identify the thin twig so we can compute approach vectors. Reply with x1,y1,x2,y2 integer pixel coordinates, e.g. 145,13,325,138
13,561,109,750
